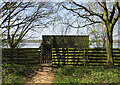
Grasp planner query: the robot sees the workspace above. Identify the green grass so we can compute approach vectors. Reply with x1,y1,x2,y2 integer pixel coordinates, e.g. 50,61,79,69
2,61,41,84
53,65,120,84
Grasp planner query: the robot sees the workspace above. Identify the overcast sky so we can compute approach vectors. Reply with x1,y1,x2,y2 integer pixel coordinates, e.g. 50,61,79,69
27,19,119,40
23,1,120,41
1,1,119,41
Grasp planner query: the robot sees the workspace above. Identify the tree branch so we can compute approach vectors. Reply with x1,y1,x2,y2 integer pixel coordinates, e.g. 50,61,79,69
63,5,104,24
63,2,105,23
0,2,22,27
116,2,120,13
109,2,117,22
63,22,101,28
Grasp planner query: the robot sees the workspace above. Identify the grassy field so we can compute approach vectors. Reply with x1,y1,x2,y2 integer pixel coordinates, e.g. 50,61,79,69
53,65,120,84
2,61,41,84
2,62,120,84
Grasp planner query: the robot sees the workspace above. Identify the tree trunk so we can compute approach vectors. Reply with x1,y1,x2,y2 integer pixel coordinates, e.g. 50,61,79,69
9,44,16,62
106,27,113,66
102,24,106,48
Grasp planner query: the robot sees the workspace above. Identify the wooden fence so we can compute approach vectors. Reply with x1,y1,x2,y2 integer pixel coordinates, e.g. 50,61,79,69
2,48,41,64
52,48,120,67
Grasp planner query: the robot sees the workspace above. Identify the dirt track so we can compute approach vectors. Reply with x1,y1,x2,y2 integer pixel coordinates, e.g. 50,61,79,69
23,63,54,84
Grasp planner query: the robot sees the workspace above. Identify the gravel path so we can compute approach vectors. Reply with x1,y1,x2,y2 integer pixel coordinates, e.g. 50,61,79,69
23,63,54,84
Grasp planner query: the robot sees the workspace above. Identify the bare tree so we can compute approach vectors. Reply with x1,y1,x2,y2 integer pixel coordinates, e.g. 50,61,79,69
0,2,55,48
87,23,106,48
62,1,120,66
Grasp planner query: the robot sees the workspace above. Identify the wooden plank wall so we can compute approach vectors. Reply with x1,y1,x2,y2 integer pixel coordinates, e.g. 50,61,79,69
2,48,41,64
52,48,120,67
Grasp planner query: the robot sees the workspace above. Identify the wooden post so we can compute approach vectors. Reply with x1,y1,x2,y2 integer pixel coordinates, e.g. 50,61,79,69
63,48,65,65
17,48,18,64
86,48,88,66
38,48,40,64
84,49,86,66
52,48,53,67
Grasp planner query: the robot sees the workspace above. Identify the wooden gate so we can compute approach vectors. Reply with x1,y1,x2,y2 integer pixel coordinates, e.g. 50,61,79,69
39,46,52,64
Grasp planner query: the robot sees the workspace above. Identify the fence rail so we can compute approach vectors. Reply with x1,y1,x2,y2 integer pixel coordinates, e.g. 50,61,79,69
52,48,120,66
2,48,52,64
2,48,41,64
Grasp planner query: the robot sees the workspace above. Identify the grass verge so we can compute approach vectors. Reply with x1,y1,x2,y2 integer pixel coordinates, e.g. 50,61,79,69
53,65,120,84
2,61,41,84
